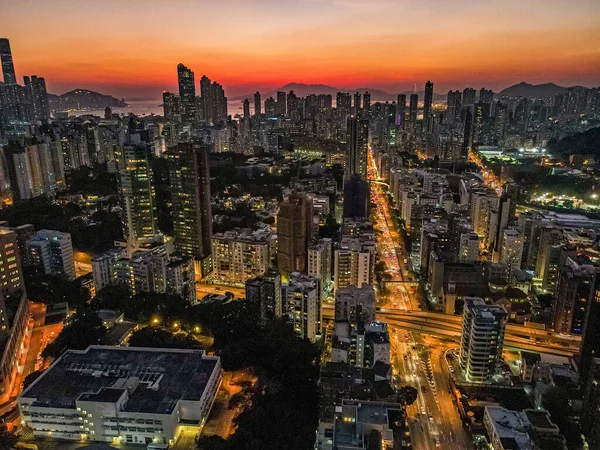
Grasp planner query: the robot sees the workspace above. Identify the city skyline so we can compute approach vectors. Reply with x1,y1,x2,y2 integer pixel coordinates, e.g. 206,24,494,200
2,0,600,100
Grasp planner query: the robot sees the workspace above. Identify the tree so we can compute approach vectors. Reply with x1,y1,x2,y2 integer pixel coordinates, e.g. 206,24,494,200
22,370,44,390
42,306,108,359
0,426,17,450
24,268,90,306
128,327,202,349
397,386,418,406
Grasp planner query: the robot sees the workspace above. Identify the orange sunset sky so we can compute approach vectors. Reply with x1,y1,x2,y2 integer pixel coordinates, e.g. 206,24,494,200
2,0,599,100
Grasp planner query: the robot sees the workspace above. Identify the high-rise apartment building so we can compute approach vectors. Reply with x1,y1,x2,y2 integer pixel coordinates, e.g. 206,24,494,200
168,142,213,276
282,272,321,342
115,145,159,247
353,92,361,116
580,272,600,387
275,91,286,116
277,193,313,274
396,94,406,127
162,91,181,123
91,249,124,293
308,238,332,298
334,285,376,327
0,38,16,84
23,75,50,121
553,256,595,335
462,87,476,108
245,268,282,322
500,229,523,274
459,297,507,382
177,63,196,125
334,237,373,292
27,230,76,280
409,93,418,130
343,175,369,218
345,117,369,180
446,90,462,123
212,228,272,284
0,229,24,297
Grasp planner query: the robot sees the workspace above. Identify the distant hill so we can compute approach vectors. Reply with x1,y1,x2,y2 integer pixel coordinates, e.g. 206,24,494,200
499,82,587,99
232,82,444,103
49,89,127,111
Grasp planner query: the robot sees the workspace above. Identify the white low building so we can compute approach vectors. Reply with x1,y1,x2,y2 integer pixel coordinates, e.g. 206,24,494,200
18,346,221,446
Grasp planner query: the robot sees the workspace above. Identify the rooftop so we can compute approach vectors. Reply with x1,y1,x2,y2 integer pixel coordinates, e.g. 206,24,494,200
21,346,219,415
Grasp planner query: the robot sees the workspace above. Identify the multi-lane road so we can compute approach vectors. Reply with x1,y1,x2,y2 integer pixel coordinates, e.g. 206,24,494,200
364,148,579,449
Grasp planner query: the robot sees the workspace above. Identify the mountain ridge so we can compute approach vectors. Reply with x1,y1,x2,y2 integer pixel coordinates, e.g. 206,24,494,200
48,88,127,111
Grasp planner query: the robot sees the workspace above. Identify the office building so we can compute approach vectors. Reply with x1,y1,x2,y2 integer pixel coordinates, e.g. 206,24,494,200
212,228,272,284
283,272,321,342
245,268,282,322
345,117,369,180
343,175,368,219
459,297,507,382
18,346,221,445
253,91,261,117
168,142,213,276
0,38,16,84
115,145,159,247
177,63,196,124
27,229,76,281
277,193,313,274
423,80,434,133
499,229,523,274
334,285,376,327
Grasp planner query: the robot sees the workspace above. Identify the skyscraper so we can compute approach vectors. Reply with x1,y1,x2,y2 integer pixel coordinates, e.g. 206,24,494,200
353,92,361,116
253,91,261,117
462,87,476,108
409,93,418,130
446,90,461,123
177,63,196,124
287,90,298,122
162,91,180,123
242,98,250,119
479,88,494,104
275,91,286,116
345,117,369,180
343,175,369,219
363,91,371,116
0,38,16,84
23,75,50,121
168,142,213,276
423,80,434,133
277,193,313,274
396,94,406,128
265,97,276,117
115,145,159,247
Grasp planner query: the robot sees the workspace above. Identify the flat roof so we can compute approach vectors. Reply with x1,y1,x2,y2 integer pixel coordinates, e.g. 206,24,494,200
21,346,219,415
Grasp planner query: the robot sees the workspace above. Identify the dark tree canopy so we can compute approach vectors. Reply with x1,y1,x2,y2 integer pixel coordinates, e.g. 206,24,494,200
397,385,418,406
128,327,202,350
42,307,108,359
